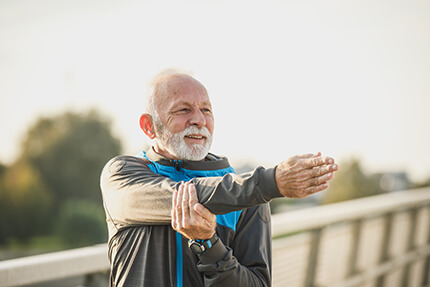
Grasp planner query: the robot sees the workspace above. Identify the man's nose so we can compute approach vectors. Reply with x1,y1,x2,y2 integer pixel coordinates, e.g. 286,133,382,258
189,109,206,127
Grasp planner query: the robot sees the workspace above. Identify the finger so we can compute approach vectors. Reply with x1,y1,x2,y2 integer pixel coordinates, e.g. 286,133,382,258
301,156,335,169
307,164,339,180
188,183,198,207
187,183,199,218
304,182,329,195
171,187,179,229
171,184,180,219
181,183,191,227
172,185,179,213
294,153,318,159
176,183,184,209
309,171,334,187
292,171,334,190
286,163,335,182
175,183,184,229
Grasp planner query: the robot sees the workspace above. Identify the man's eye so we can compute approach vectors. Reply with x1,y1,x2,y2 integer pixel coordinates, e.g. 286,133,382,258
175,108,190,114
202,109,212,114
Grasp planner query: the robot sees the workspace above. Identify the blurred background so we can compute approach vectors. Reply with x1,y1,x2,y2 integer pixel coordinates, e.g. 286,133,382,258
0,0,429,265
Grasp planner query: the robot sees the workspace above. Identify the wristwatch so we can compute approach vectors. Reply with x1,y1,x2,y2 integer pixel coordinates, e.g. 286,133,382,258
188,233,219,255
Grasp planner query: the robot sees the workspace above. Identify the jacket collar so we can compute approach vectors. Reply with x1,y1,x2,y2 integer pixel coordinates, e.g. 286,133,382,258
145,146,232,171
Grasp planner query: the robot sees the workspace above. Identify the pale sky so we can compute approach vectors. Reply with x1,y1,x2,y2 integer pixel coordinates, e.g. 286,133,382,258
1,0,429,182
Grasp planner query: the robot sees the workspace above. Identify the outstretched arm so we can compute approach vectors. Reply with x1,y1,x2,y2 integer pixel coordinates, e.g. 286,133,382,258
191,152,338,214
101,153,338,225
101,155,278,225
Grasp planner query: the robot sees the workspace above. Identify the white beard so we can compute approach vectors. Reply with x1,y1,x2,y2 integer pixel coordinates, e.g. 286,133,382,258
154,118,213,161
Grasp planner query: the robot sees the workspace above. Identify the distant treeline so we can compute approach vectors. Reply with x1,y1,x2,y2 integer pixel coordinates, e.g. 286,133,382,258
0,110,121,252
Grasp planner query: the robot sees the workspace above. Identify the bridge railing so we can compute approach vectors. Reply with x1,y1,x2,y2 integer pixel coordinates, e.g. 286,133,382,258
271,187,430,287
0,188,429,287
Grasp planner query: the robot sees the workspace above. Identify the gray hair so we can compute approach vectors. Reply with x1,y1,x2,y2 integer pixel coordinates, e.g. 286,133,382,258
144,68,194,116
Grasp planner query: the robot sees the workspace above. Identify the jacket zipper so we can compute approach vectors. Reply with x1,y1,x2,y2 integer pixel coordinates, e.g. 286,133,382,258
172,160,181,171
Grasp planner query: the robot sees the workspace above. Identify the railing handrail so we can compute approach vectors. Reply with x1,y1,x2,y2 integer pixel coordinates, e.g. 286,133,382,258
0,244,109,287
271,187,430,237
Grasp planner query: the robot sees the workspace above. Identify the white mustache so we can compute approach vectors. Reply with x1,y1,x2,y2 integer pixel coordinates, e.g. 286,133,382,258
182,126,211,139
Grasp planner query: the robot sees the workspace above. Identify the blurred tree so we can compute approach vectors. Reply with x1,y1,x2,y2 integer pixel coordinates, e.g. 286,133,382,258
0,109,121,248
20,110,122,207
56,200,107,248
0,160,53,243
322,158,382,204
0,162,6,176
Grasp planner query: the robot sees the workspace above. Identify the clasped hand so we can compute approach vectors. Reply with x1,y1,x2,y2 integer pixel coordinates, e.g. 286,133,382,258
171,182,216,240
275,152,338,198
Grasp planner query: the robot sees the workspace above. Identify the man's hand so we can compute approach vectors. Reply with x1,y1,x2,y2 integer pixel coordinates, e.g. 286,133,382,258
171,182,217,240
275,152,338,198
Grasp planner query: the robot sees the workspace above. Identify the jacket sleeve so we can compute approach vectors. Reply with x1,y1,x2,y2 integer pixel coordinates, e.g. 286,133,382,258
196,203,272,287
100,156,177,225
100,156,282,225
191,167,281,214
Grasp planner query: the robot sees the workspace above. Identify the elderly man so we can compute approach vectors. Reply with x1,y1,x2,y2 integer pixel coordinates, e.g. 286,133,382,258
100,70,338,286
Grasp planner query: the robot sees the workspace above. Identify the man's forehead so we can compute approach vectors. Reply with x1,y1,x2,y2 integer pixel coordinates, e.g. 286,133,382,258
157,75,211,107
170,98,212,107
164,75,205,92
162,93,212,111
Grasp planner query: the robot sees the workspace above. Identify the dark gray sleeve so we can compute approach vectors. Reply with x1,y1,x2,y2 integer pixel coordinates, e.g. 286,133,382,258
101,156,282,225
196,204,272,287
191,167,281,214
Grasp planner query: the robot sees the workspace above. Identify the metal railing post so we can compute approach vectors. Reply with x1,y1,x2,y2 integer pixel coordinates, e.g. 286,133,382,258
305,227,323,287
401,207,418,287
422,204,430,287
376,212,394,287
346,219,362,279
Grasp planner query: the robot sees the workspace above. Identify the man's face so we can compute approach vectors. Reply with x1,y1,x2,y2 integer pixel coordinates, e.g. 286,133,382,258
153,76,214,161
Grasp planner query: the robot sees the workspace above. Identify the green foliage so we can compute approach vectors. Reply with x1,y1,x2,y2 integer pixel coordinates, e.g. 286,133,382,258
0,160,53,244
56,200,107,248
0,162,6,176
322,158,383,204
21,110,122,205
0,109,122,250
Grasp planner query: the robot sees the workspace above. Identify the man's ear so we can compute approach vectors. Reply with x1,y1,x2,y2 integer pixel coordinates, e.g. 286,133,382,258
139,114,156,139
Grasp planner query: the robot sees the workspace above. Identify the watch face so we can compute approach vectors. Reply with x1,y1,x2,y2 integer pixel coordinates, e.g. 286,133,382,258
190,242,205,254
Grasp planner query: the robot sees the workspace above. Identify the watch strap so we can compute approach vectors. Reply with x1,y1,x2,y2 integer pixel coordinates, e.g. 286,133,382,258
188,233,219,255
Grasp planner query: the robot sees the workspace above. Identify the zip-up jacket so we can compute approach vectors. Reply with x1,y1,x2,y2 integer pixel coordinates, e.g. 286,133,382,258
100,148,283,286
